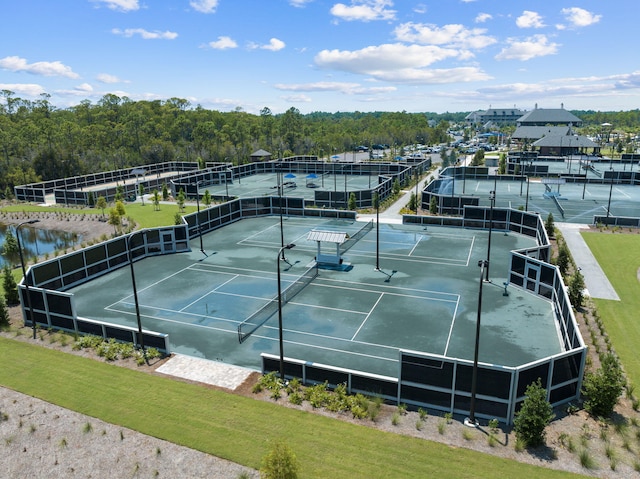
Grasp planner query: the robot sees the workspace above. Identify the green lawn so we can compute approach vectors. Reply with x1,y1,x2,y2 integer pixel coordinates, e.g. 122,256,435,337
582,232,640,387
0,338,586,479
0,202,198,230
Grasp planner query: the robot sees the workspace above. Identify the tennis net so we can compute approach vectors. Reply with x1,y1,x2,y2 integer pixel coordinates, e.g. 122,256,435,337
237,264,319,343
545,192,565,219
340,220,374,254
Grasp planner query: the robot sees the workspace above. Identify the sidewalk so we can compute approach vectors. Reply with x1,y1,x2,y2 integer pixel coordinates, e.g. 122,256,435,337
554,223,619,300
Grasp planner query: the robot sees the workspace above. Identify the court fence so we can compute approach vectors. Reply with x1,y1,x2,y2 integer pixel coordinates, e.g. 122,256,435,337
17,200,356,354
174,157,431,209
263,208,585,425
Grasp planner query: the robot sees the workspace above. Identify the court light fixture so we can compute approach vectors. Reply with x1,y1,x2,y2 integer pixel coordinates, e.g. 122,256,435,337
465,259,488,428
277,243,296,381
16,219,39,339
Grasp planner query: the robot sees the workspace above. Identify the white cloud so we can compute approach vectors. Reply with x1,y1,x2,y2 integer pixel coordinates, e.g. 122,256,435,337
370,66,491,84
190,0,219,14
0,83,45,97
274,81,396,95
281,94,312,103
205,36,238,50
516,11,545,28
111,28,178,40
561,7,602,28
289,0,313,6
96,73,123,83
91,0,139,12
475,13,492,23
249,38,286,51
330,0,396,22
393,22,496,49
0,56,80,78
495,35,559,61
315,44,490,84
413,4,427,14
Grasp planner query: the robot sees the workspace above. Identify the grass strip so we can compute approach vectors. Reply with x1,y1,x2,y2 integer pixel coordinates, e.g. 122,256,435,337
0,337,584,478
582,232,640,387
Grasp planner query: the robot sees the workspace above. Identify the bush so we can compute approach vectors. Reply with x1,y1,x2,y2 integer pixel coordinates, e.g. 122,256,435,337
2,264,19,305
513,378,554,447
582,353,625,418
260,440,299,479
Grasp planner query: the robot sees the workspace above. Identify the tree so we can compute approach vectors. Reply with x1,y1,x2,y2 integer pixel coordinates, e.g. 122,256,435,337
568,269,585,308
152,189,160,211
2,229,18,255
471,149,485,166
2,264,19,305
162,182,169,201
177,188,185,212
545,212,554,238
556,241,570,276
392,178,400,195
260,440,299,479
203,189,211,206
173,212,182,225
115,200,126,222
408,192,417,212
429,196,437,215
582,352,626,418
108,208,121,235
87,191,95,207
0,293,10,329
513,378,554,447
114,184,124,202
348,192,357,210
138,183,145,206
96,196,107,219
498,153,506,174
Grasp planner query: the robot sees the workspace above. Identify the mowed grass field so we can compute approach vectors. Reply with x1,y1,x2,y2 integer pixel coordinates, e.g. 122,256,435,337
582,232,640,388
0,338,587,479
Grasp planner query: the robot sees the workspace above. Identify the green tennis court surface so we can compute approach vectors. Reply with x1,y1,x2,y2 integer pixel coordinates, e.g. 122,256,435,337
442,177,640,223
69,216,562,377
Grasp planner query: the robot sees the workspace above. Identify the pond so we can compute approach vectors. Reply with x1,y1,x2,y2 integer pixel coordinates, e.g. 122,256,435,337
0,223,81,269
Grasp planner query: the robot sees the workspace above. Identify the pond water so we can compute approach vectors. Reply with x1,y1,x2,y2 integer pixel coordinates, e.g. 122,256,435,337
0,223,81,269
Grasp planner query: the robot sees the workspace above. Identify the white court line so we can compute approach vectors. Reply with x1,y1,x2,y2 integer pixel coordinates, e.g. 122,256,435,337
408,235,422,256
239,222,281,244
179,274,239,312
615,187,631,198
465,235,476,267
351,293,384,341
310,280,459,303
106,303,242,327
442,296,461,357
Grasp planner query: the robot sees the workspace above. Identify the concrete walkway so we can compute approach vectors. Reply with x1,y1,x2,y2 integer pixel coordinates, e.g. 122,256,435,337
156,354,254,390
555,222,619,300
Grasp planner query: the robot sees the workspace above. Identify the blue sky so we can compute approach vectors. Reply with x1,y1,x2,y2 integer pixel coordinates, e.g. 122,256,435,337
1,0,637,114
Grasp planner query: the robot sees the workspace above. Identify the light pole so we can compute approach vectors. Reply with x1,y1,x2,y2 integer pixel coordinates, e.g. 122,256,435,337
525,158,532,211
16,220,39,339
415,167,419,214
127,230,146,357
485,191,495,282
606,166,615,221
192,181,205,255
374,189,380,271
277,243,296,381
465,259,488,427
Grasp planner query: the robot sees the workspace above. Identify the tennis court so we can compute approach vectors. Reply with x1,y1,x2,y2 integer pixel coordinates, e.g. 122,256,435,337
198,172,378,202
440,176,640,224
69,216,562,377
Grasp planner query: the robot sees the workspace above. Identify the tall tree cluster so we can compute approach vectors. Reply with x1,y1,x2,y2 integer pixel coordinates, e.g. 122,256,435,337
0,91,459,197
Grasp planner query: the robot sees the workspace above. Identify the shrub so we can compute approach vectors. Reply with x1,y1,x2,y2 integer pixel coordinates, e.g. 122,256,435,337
582,353,625,418
513,378,554,447
260,440,299,479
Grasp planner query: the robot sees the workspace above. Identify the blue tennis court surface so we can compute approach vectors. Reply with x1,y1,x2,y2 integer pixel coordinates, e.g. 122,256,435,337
69,216,562,377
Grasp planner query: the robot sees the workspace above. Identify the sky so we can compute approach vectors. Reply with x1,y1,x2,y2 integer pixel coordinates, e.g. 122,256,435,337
1,0,638,115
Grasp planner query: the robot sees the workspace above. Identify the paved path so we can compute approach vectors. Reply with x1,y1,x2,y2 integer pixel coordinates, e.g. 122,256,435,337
156,354,254,390
555,222,619,300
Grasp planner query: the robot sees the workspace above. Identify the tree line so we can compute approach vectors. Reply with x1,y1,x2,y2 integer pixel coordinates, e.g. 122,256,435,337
1,89,638,198
0,90,458,197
